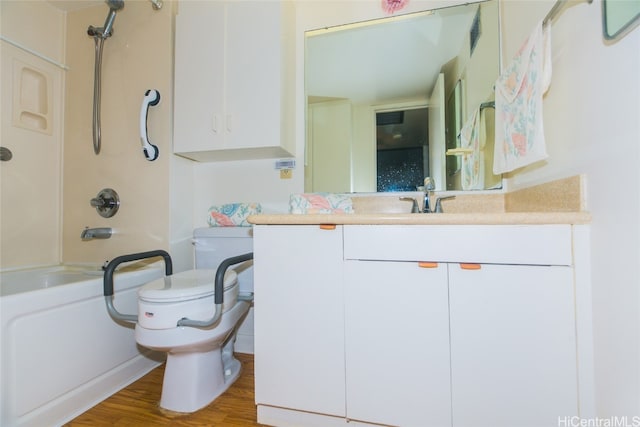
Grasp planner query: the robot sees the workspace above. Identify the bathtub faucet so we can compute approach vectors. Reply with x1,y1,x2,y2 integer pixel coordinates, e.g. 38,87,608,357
81,227,112,241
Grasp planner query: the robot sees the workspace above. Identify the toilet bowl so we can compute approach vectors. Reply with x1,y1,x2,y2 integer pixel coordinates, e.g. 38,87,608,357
135,268,250,413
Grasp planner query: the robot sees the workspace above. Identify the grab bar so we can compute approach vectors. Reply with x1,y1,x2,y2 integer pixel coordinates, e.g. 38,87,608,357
103,249,253,329
177,252,253,329
103,249,172,323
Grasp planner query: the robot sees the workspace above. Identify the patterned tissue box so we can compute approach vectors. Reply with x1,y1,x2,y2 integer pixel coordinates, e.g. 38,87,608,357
289,193,354,214
207,203,262,227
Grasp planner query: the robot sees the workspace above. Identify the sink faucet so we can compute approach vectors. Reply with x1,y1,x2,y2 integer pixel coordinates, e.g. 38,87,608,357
422,177,435,213
81,227,112,241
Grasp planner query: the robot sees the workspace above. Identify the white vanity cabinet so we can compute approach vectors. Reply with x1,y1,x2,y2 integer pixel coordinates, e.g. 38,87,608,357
253,225,346,418
253,222,591,427
173,0,294,161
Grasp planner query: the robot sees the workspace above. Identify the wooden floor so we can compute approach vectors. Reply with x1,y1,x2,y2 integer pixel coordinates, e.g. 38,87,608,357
65,353,266,427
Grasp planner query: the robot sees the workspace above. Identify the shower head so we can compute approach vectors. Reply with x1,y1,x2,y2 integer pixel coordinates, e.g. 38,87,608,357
102,0,124,37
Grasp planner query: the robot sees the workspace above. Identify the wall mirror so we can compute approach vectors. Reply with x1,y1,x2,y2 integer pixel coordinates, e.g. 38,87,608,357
305,0,501,192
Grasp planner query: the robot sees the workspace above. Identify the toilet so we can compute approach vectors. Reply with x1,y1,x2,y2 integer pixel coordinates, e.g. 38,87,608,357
134,227,253,413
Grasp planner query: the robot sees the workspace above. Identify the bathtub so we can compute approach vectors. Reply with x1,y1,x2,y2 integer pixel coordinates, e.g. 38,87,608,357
0,264,165,427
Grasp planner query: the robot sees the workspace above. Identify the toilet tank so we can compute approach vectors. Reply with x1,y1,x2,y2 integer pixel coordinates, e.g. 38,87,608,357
193,227,254,295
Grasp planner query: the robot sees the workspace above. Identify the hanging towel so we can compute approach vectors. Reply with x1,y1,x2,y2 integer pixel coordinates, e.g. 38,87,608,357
493,20,552,174
289,193,354,214
207,202,262,227
459,107,485,190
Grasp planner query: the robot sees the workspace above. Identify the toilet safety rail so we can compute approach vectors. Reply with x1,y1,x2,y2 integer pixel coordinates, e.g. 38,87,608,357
103,250,253,329
178,252,253,328
104,250,173,323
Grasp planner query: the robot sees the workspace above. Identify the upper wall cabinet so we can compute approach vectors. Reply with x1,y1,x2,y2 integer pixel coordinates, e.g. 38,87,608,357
173,0,295,162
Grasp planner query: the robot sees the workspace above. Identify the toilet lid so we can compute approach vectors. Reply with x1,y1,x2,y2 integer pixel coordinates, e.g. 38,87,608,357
138,269,237,303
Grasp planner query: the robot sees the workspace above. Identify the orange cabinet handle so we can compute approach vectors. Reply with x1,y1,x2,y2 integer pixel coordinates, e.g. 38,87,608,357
319,224,337,230
418,262,439,268
460,263,481,270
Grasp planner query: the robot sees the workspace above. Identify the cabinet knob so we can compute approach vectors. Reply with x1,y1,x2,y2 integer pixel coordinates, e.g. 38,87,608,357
319,224,336,230
460,263,482,270
418,261,438,268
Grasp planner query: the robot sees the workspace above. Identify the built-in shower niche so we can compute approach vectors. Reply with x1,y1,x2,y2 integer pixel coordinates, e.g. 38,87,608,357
12,59,52,135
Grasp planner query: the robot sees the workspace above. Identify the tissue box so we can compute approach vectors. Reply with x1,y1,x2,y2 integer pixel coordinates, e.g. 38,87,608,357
207,203,262,227
289,193,354,214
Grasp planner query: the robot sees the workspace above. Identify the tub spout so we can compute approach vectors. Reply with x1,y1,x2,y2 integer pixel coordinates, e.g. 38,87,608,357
81,227,112,241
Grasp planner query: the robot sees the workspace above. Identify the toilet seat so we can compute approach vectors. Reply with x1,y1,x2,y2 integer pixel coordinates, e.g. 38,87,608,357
138,269,237,303
137,269,239,330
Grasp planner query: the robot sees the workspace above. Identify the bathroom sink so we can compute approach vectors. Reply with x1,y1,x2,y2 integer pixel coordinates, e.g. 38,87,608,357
351,195,423,214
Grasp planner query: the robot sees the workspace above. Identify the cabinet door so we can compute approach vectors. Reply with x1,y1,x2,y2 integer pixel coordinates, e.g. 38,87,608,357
174,1,292,159
253,225,345,416
449,263,578,427
225,1,281,150
344,260,452,426
174,0,225,152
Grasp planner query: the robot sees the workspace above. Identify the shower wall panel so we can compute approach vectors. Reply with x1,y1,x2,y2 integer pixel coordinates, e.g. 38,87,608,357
0,41,63,269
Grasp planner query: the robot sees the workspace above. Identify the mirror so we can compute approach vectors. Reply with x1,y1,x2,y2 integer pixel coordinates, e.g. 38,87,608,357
305,0,501,192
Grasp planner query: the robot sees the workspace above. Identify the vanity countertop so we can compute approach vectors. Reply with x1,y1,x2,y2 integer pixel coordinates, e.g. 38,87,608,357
247,211,591,226
250,176,592,226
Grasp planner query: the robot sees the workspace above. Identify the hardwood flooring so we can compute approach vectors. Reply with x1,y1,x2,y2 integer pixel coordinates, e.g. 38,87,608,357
65,353,265,427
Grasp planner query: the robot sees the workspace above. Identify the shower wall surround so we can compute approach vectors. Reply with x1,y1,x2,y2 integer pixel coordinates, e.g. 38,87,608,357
0,1,64,269
62,1,176,265
0,0,187,270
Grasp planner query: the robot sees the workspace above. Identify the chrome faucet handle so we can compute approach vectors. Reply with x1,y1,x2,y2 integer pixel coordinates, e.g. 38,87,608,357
399,197,420,213
434,195,456,213
90,196,110,208
90,188,120,218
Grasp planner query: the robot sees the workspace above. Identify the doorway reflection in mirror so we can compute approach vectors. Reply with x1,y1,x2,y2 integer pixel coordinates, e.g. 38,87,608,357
376,108,428,192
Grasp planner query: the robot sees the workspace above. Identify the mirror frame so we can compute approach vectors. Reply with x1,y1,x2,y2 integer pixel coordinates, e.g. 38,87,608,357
602,0,640,41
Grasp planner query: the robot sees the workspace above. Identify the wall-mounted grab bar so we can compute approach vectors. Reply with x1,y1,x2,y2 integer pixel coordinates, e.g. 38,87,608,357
543,0,593,27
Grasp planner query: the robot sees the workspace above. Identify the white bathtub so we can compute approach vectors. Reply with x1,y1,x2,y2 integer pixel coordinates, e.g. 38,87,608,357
0,264,165,427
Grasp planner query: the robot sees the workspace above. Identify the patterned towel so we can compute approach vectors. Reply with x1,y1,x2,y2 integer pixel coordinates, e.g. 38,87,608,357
460,107,484,190
494,20,551,174
289,193,354,214
207,203,262,227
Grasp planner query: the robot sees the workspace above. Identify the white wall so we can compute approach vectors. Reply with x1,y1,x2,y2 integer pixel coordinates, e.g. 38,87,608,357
500,0,640,417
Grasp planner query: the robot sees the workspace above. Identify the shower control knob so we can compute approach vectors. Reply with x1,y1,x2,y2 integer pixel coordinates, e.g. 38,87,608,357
90,188,120,218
